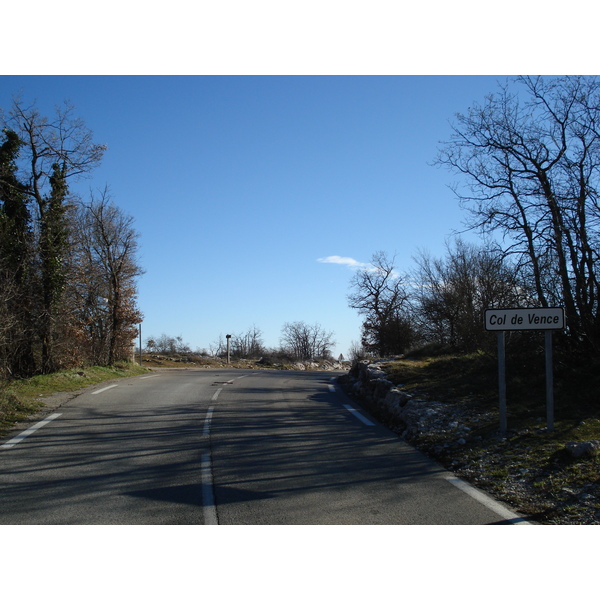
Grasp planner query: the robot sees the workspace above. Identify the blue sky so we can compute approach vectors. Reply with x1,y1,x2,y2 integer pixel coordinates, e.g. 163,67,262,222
2,0,593,359
1,75,510,356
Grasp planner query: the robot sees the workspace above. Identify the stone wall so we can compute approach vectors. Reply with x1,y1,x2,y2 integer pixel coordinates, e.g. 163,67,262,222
341,359,474,444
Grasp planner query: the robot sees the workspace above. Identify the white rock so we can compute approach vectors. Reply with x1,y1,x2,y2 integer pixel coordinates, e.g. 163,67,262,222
565,440,600,458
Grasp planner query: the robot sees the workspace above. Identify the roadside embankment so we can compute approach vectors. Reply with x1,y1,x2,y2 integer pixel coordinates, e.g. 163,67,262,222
339,358,482,444
339,358,600,525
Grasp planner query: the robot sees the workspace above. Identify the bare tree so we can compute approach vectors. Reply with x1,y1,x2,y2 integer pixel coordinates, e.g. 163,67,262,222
348,339,368,362
209,334,227,358
7,98,106,208
231,326,265,359
347,251,412,356
145,334,190,355
72,190,143,364
436,76,600,351
280,321,335,361
412,239,529,351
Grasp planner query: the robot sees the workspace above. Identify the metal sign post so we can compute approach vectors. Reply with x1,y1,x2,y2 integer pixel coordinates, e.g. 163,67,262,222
485,307,564,435
497,331,507,435
545,331,554,432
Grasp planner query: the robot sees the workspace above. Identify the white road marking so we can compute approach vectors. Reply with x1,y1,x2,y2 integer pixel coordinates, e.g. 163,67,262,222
202,383,223,523
1,413,62,449
201,453,218,525
199,374,255,524
343,404,375,426
140,374,159,379
203,406,214,437
91,384,118,395
445,476,530,524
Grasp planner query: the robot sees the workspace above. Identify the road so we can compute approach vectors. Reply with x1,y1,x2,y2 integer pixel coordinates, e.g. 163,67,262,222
0,369,527,524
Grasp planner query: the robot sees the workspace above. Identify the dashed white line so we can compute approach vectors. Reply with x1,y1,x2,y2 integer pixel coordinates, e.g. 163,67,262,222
203,406,214,437
91,384,118,395
1,413,62,449
201,453,218,525
202,385,225,524
343,404,375,426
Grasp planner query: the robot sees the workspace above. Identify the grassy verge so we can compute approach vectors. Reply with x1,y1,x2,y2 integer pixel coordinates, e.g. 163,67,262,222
0,362,149,437
377,350,600,524
383,349,600,436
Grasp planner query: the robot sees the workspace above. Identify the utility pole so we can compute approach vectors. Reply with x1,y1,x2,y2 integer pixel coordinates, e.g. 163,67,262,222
226,334,232,364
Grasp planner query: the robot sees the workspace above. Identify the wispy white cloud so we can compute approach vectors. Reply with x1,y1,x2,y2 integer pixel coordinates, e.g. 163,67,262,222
317,255,369,269
318,254,406,279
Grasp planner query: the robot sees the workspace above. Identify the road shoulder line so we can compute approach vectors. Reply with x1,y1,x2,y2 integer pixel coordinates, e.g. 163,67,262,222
1,413,62,449
92,384,118,395
343,404,376,426
444,475,531,524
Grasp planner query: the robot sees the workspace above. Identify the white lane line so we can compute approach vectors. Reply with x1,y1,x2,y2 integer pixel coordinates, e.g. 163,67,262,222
201,453,218,525
91,384,118,395
445,476,530,524
343,404,375,427
203,406,214,437
202,385,222,523
140,374,159,379
1,413,62,449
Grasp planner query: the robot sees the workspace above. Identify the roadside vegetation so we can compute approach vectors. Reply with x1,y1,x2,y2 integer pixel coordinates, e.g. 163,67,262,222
0,362,148,437
369,344,600,524
143,326,339,369
1,98,145,440
1,100,143,381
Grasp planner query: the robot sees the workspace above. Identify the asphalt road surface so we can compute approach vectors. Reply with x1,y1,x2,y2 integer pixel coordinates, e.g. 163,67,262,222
0,369,528,524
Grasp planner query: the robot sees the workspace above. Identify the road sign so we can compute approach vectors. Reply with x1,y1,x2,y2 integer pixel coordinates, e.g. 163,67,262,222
485,306,564,435
485,307,564,331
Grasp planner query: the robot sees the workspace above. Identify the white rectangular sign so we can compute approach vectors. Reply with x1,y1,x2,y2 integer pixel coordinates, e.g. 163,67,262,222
485,307,564,331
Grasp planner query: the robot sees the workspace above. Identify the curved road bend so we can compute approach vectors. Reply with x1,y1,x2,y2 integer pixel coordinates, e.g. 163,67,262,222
0,369,528,524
